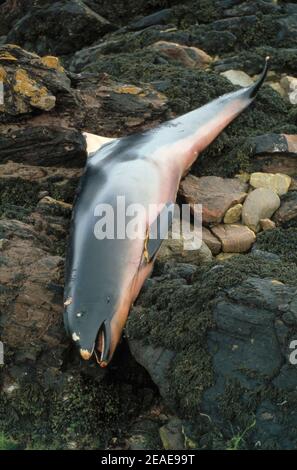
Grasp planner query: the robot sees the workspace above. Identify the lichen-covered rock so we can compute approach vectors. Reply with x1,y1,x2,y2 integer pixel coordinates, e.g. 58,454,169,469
242,188,280,232
0,44,71,117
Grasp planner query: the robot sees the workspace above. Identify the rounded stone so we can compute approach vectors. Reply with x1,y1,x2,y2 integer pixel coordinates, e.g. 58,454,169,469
242,188,280,232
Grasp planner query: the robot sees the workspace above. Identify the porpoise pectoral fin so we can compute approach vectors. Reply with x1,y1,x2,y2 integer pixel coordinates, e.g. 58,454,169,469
83,132,115,156
145,202,175,262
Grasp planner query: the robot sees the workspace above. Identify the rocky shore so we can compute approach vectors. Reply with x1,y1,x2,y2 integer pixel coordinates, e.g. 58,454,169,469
0,0,297,450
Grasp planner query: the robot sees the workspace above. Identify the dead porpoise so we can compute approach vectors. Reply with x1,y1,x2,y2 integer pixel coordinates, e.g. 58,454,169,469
64,58,269,366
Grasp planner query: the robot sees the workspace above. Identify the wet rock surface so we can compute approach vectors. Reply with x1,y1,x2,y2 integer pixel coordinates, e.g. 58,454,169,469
1,0,297,451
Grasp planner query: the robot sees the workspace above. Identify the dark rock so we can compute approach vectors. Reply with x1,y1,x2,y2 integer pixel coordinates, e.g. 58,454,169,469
190,30,237,54
276,14,297,48
129,9,173,31
159,418,184,450
6,0,115,56
273,365,297,392
128,418,162,450
224,0,280,17
251,249,280,262
273,191,297,227
127,260,297,449
128,339,176,409
0,126,87,167
250,134,297,176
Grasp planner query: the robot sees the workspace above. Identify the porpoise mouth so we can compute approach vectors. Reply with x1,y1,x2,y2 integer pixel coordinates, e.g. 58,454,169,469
93,320,111,368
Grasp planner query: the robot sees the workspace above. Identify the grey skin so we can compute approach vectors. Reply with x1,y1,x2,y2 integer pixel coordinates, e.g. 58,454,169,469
64,58,269,367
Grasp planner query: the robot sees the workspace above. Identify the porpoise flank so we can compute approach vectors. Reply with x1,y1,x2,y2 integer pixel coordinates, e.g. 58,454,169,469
64,59,269,366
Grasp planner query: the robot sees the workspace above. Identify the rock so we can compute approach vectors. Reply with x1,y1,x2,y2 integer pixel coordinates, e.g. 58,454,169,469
273,191,297,227
129,9,173,31
159,418,184,450
0,218,64,361
211,224,256,253
251,248,281,262
0,45,71,117
37,196,72,218
267,81,287,98
202,227,221,255
223,203,242,224
242,188,280,232
151,41,212,69
179,175,247,225
127,260,297,449
250,172,292,196
128,418,162,450
0,127,87,167
260,218,276,231
220,70,253,87
250,134,297,176
0,44,169,133
6,0,115,56
158,232,213,265
280,75,297,103
128,340,176,409
289,177,297,190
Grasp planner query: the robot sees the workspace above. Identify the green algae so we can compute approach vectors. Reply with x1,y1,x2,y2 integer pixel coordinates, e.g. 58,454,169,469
128,254,297,423
256,228,297,263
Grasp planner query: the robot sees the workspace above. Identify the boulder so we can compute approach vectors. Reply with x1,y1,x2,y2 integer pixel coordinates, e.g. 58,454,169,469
159,418,184,450
0,126,87,167
151,41,212,69
242,188,280,232
210,224,256,253
223,203,242,224
259,218,276,231
158,233,213,265
179,175,247,225
0,44,71,117
220,70,253,87
6,0,115,56
250,172,291,196
127,258,297,449
273,191,297,227
250,134,297,176
202,226,221,255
